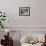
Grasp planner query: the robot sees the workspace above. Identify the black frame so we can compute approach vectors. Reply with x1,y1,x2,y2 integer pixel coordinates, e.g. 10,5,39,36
19,7,30,16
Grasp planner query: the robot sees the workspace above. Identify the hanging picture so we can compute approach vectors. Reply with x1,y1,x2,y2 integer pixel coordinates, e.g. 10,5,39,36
19,7,30,16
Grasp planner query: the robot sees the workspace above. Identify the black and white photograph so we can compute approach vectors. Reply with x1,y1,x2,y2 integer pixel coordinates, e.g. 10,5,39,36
19,7,30,16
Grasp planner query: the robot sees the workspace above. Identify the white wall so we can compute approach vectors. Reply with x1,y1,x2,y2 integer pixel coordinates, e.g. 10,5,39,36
32,0,46,27
0,0,46,27
0,0,32,27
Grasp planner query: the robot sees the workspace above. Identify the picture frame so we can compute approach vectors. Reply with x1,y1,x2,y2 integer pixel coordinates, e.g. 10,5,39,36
19,7,30,16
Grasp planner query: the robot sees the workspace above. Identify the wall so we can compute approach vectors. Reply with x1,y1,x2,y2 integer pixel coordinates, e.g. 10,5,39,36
0,0,46,27
0,0,32,27
32,0,46,27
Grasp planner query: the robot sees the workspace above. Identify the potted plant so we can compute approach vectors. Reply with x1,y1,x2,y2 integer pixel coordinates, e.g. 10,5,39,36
0,10,6,28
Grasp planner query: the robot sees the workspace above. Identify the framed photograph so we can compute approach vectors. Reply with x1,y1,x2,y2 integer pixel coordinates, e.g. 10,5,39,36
19,7,30,16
